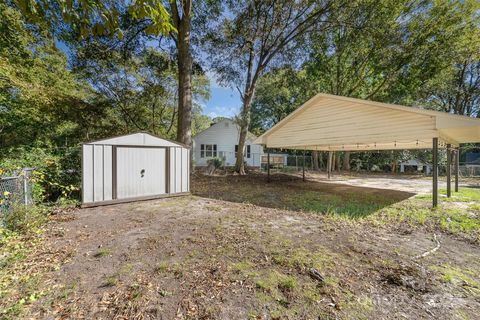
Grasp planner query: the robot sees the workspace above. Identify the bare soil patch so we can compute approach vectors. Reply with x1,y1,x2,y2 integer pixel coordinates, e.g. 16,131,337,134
25,173,480,319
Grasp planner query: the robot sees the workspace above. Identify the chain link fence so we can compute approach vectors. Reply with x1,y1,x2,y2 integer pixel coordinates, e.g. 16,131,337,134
196,150,480,177
0,168,34,214
459,164,480,177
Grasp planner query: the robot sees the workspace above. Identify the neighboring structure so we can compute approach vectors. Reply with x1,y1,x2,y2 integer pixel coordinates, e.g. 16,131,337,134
466,152,480,164
261,153,289,168
82,132,190,207
192,119,264,167
399,159,431,174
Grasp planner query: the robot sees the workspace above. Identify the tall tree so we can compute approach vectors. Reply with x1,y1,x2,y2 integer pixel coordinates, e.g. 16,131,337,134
207,0,342,174
0,2,94,147
169,1,193,146
250,0,479,172
419,26,480,116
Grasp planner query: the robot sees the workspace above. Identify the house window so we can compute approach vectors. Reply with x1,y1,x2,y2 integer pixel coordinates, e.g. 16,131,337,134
201,144,217,158
235,145,251,158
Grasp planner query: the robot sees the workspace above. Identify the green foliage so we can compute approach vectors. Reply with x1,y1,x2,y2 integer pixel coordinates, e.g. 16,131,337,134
0,147,81,202
250,0,480,133
15,0,174,38
0,2,96,149
70,35,211,139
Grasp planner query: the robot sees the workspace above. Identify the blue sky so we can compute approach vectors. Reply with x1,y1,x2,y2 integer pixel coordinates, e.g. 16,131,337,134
202,85,241,119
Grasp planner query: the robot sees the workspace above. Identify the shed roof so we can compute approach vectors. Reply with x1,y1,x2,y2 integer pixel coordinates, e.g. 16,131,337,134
254,94,480,151
84,132,189,148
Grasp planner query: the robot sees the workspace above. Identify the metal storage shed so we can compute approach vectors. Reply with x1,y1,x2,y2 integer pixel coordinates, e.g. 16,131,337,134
254,93,480,207
82,132,190,207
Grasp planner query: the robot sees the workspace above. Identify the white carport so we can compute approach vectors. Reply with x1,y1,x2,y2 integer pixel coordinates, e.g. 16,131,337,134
254,94,480,207
82,132,190,207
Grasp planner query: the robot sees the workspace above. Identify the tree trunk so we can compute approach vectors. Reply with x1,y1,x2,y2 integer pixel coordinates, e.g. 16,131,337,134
235,43,256,175
312,151,319,171
235,90,254,174
391,161,397,173
332,152,336,171
343,151,350,171
172,1,192,146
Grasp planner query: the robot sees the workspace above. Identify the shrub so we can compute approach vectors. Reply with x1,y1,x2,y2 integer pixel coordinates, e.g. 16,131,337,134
0,146,81,202
2,205,49,234
206,157,224,175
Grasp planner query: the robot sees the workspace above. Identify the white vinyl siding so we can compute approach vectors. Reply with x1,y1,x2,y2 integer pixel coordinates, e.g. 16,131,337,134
193,119,263,167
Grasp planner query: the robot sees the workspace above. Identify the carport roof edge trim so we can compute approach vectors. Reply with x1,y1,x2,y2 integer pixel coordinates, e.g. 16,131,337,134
254,93,480,150
83,131,191,148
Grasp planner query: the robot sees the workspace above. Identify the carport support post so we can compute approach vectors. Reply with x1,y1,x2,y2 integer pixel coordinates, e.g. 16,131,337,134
302,148,306,182
432,137,438,208
327,151,333,180
455,147,459,192
446,144,451,198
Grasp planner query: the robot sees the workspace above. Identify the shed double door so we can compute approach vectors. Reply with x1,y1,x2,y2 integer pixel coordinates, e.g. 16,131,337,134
115,147,167,199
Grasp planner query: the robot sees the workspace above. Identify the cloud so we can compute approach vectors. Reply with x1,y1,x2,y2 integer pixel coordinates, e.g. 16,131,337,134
206,105,239,118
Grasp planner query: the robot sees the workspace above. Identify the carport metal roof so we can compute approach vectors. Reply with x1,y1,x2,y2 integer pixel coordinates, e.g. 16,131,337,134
254,94,480,151
255,93,480,208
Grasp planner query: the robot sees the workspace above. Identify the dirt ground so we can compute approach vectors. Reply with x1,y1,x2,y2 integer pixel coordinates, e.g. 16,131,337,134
306,171,448,194
29,173,480,319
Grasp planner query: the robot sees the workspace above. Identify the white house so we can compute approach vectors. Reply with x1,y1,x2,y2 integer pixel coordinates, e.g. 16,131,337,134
192,119,263,167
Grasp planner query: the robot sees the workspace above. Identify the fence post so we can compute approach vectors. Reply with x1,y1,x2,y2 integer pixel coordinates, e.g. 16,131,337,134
22,168,33,205
302,148,305,182
455,147,459,192
446,144,451,198
267,151,271,182
432,137,438,208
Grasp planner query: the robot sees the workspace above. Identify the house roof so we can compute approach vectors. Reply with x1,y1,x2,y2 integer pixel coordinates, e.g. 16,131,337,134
84,132,189,148
193,118,258,142
254,93,480,151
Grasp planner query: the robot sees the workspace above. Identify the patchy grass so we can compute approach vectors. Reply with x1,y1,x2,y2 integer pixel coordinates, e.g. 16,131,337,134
416,187,480,202
154,261,170,274
93,247,111,258
102,274,119,287
367,189,480,243
284,191,392,218
431,264,480,298
0,205,69,319
193,173,409,219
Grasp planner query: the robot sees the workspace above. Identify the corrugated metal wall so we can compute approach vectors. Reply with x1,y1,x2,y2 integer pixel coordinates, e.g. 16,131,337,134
83,142,190,205
169,147,190,193
82,144,113,204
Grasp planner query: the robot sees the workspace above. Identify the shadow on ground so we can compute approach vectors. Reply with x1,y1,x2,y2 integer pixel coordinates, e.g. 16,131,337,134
192,172,416,218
